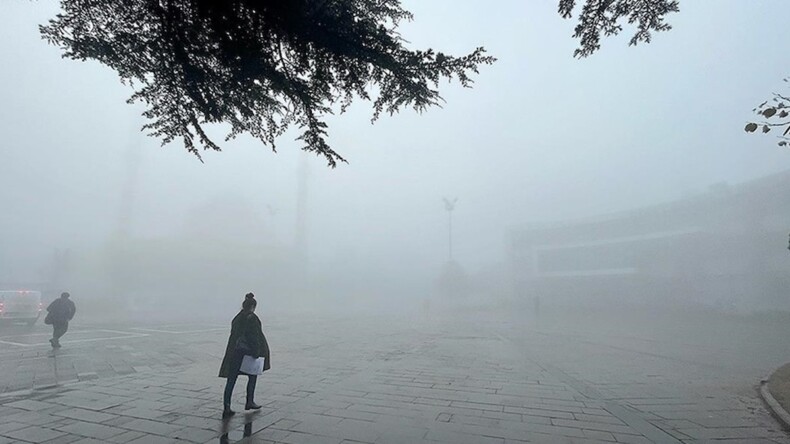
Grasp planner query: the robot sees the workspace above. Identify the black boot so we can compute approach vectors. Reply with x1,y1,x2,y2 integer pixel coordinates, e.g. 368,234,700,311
222,406,235,418
245,401,261,410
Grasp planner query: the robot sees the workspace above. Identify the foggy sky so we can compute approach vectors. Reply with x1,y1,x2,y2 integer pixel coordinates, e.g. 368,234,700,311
1,1,789,285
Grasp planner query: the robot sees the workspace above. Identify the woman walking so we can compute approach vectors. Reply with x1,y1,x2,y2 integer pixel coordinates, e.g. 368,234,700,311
219,293,270,417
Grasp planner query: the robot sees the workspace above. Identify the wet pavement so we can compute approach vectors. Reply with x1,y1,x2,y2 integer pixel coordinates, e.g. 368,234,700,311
0,307,789,443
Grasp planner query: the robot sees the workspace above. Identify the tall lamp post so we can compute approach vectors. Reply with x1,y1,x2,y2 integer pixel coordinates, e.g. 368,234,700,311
442,197,457,262
266,204,279,243
295,155,309,269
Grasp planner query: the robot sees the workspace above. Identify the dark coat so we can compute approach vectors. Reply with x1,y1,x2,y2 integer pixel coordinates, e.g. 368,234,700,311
46,298,76,324
218,310,270,378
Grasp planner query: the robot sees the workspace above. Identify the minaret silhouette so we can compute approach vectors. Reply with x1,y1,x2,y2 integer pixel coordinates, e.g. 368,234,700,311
116,132,142,241
294,154,309,269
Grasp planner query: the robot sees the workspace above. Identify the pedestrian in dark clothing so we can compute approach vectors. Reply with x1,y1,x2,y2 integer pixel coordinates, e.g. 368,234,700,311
219,293,270,418
46,292,76,348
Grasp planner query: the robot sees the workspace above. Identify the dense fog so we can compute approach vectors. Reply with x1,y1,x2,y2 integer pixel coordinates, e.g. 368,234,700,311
2,0,790,322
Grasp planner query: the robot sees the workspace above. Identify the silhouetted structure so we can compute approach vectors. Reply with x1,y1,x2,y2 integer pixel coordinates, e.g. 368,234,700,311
443,197,457,261
509,171,790,311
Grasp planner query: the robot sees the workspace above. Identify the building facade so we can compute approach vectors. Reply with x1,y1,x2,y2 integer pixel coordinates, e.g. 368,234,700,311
509,172,790,311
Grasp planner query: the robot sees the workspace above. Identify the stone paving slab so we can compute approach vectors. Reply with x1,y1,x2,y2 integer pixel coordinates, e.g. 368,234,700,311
0,312,788,443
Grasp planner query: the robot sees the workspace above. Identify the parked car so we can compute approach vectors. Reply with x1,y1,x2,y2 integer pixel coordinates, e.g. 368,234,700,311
0,290,43,325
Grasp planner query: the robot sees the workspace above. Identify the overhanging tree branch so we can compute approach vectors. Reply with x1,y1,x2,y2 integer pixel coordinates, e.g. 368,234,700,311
41,0,495,165
40,1,684,164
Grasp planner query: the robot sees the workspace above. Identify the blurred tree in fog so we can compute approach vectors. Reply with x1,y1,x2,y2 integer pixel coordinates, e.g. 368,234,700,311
745,79,790,148
39,1,684,165
40,0,494,166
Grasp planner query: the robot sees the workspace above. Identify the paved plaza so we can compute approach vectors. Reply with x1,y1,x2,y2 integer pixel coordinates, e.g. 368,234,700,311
0,306,789,443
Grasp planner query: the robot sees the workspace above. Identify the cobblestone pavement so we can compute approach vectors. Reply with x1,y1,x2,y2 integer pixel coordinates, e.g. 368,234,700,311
0,307,789,443
0,322,226,394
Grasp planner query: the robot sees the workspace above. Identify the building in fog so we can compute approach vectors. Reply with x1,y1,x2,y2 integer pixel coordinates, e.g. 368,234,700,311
509,171,790,311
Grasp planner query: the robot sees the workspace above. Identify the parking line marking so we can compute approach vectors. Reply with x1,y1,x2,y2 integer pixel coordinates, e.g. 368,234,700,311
0,339,34,347
154,324,225,328
130,327,227,334
0,329,149,347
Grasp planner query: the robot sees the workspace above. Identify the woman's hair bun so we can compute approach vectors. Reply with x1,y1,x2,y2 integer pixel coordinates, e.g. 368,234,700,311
245,292,255,300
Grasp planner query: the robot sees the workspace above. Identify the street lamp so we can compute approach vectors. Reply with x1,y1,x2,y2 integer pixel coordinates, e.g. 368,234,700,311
266,204,279,243
442,197,457,261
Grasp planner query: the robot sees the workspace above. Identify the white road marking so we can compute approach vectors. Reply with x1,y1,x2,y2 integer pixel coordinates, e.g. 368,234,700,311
129,327,227,334
153,323,225,329
0,329,149,347
0,324,226,348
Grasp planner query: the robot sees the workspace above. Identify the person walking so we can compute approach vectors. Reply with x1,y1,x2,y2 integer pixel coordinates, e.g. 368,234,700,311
219,293,270,418
45,292,76,349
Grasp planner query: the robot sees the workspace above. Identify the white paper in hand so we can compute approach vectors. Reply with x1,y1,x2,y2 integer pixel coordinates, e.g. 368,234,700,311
240,355,265,375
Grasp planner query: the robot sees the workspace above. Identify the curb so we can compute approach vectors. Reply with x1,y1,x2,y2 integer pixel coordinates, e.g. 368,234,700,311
760,374,790,432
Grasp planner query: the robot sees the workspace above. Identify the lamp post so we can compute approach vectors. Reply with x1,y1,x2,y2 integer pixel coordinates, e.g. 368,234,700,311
295,155,309,269
442,197,457,262
266,204,279,243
